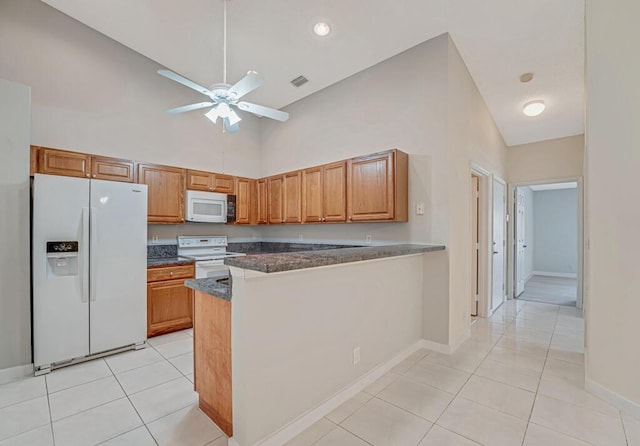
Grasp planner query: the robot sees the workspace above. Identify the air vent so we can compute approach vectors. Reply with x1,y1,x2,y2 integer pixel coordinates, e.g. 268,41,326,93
290,76,309,87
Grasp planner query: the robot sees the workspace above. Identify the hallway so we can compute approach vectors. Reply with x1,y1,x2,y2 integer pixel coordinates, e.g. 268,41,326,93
518,276,577,307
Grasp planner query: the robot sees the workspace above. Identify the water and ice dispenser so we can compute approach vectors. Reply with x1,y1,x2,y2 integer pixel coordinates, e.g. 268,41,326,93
46,241,79,277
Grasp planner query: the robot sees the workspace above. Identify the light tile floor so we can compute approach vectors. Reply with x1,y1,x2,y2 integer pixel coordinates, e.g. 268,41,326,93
518,275,577,306
0,300,637,446
0,328,226,446
286,300,636,446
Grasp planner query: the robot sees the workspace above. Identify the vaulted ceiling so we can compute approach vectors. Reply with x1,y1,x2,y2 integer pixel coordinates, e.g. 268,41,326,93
41,0,584,146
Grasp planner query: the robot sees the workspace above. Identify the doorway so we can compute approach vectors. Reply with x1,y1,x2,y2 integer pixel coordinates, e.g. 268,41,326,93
511,180,582,308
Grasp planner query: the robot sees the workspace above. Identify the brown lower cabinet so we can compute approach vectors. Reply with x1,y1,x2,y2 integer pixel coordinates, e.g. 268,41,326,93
147,264,195,337
194,290,232,436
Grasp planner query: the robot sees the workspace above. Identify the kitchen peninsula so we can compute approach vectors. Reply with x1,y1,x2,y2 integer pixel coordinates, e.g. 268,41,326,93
185,243,445,446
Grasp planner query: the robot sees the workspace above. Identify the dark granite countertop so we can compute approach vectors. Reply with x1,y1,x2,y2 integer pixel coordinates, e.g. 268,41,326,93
147,256,195,267
184,278,231,301
225,244,445,274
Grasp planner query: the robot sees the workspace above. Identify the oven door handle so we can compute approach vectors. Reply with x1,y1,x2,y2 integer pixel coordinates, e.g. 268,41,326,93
196,260,226,267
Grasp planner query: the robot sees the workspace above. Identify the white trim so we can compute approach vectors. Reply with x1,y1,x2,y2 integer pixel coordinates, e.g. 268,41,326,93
585,377,640,420
251,340,425,446
0,363,33,385
532,271,577,279
470,163,493,318
227,439,241,446
422,330,470,354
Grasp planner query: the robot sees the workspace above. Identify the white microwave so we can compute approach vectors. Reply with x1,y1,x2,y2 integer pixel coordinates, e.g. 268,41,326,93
185,190,228,223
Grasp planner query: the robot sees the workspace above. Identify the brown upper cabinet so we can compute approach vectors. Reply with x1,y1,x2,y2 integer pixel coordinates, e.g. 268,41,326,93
302,162,347,223
36,147,91,179
267,175,285,224
91,156,136,182
187,170,235,194
347,149,408,222
138,163,186,224
283,171,302,224
256,179,268,224
234,177,254,225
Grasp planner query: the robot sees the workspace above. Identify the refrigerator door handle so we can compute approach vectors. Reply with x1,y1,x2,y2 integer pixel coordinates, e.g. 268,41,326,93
90,206,98,302
81,207,90,303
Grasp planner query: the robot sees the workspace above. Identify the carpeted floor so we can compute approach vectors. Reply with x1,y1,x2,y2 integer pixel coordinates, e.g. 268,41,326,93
517,275,577,306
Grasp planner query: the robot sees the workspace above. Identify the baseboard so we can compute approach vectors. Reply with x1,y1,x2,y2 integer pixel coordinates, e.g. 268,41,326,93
0,363,33,385
421,330,470,354
247,340,425,446
532,271,577,279
585,377,640,420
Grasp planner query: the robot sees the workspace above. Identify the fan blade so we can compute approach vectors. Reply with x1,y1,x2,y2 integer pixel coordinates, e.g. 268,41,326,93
166,102,214,114
223,118,240,133
228,71,264,100
157,69,213,96
237,101,289,122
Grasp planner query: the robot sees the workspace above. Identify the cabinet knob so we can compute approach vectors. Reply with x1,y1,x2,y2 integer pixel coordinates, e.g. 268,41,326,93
170,271,174,276
86,173,90,178
282,219,285,223
348,216,352,221
92,174,96,178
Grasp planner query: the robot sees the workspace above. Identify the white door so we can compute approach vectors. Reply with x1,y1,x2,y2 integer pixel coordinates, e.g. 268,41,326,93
492,179,506,311
33,174,90,368
89,180,148,354
515,189,527,296
471,175,479,316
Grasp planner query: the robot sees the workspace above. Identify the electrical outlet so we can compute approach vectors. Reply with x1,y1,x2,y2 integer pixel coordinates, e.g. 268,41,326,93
352,347,361,365
416,202,425,215
151,234,158,244
365,235,372,244
298,234,304,242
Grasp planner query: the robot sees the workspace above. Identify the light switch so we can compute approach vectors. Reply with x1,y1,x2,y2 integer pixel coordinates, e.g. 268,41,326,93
416,202,425,215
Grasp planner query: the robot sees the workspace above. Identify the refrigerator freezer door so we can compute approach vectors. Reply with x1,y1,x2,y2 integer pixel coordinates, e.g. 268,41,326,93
33,174,90,368
89,180,148,354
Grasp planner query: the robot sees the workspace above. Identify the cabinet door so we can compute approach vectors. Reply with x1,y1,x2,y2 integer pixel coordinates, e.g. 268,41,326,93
38,147,91,178
187,170,214,191
212,174,235,194
283,171,302,224
323,161,347,222
257,179,268,224
347,151,395,221
267,176,285,224
147,279,193,337
138,163,186,224
91,156,136,183
302,167,323,223
234,177,252,224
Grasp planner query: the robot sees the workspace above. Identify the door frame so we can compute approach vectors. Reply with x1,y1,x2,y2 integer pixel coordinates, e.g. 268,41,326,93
506,177,584,309
470,163,493,318
491,176,508,314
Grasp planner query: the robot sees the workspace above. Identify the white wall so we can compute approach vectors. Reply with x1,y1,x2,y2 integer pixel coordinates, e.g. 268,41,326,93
0,0,263,179
521,186,535,280
0,79,31,373
259,34,506,346
508,135,584,184
230,254,424,446
585,0,640,411
533,189,577,275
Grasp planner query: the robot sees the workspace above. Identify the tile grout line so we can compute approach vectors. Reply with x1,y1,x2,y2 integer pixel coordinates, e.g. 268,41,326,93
45,375,56,446
101,357,159,446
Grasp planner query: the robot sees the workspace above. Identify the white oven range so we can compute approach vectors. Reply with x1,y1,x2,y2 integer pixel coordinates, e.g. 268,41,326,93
177,236,245,280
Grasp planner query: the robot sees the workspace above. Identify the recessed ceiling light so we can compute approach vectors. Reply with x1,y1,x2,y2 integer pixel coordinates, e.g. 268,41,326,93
313,22,331,37
523,100,546,117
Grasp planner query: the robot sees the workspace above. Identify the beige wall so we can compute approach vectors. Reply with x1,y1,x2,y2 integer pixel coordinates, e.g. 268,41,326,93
507,134,584,184
585,0,640,409
259,34,507,346
0,0,263,179
230,254,424,445
0,79,31,372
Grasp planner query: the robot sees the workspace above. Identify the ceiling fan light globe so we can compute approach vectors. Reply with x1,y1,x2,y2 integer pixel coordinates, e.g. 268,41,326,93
216,102,231,118
204,107,220,123
228,109,242,126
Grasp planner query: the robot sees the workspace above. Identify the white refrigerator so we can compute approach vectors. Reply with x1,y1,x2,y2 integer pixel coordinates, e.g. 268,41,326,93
32,174,148,373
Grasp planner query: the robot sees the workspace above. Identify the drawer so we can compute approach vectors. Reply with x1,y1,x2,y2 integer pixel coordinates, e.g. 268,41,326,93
147,264,195,282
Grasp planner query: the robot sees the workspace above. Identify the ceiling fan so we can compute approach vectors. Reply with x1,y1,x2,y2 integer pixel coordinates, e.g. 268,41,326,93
157,0,289,133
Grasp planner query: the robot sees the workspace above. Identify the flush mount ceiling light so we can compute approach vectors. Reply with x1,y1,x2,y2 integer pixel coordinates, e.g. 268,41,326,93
313,22,331,37
157,0,289,133
523,100,546,117
520,73,534,83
